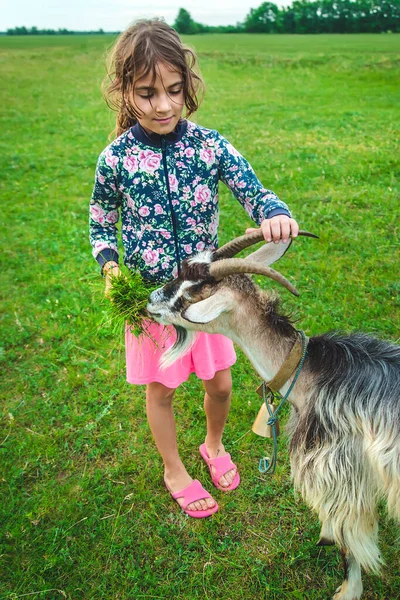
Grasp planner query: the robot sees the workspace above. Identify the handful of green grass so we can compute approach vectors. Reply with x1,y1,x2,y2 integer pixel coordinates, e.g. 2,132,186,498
106,270,160,337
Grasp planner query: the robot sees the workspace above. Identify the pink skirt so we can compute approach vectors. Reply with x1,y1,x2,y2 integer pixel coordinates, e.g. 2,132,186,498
125,321,236,388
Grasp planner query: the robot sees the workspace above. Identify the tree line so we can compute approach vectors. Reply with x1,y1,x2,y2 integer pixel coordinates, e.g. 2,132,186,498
6,1,400,36
5,26,106,36
174,1,400,34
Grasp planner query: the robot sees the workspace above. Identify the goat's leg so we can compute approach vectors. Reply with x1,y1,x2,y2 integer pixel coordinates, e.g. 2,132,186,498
291,436,381,599
317,520,335,546
317,521,362,598
332,549,363,600
329,514,380,600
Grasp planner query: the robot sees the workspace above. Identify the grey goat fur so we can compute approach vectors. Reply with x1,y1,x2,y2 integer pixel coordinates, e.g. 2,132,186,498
146,233,400,600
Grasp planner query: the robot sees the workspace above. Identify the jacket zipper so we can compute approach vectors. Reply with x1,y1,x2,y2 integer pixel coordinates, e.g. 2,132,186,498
161,136,181,275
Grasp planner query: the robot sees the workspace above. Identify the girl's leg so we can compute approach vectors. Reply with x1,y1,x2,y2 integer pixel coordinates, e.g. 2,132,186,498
146,381,216,512
203,368,237,488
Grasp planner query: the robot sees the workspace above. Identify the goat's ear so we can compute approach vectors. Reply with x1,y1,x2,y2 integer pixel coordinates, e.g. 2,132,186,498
182,289,235,324
246,239,292,266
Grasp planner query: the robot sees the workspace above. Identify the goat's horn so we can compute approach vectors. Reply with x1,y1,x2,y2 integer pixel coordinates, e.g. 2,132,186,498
209,258,299,296
214,230,264,259
214,229,319,260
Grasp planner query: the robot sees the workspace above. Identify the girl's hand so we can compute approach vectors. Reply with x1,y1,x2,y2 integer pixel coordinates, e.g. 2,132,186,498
104,262,122,298
246,215,299,244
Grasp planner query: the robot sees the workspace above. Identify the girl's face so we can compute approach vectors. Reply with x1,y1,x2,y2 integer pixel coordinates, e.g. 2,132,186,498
133,62,185,135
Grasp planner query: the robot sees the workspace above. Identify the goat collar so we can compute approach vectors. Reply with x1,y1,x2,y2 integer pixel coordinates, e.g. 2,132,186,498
257,330,309,396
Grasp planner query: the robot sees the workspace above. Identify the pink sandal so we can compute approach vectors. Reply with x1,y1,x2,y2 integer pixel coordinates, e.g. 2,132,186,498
165,479,219,519
199,443,241,492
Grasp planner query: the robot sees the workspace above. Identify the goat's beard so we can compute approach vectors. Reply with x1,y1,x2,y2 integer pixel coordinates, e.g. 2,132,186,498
159,325,197,370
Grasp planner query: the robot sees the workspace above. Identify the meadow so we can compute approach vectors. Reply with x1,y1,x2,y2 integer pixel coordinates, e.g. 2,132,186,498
1,33,399,599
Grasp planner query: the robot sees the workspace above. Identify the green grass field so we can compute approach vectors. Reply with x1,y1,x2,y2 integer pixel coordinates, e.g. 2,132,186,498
1,33,399,599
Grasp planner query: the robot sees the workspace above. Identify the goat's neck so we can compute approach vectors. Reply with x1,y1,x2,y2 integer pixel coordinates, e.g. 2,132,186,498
218,311,306,409
231,328,293,383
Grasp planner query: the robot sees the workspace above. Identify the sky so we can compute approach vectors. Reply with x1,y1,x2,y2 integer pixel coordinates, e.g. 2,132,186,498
1,0,287,31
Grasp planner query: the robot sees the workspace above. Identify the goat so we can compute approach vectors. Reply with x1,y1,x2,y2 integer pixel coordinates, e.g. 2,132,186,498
146,230,400,600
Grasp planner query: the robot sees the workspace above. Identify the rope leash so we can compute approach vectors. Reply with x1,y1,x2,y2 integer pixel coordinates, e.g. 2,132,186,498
259,330,308,475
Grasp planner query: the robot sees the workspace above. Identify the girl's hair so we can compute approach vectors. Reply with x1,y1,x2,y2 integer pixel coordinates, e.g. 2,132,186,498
103,19,204,138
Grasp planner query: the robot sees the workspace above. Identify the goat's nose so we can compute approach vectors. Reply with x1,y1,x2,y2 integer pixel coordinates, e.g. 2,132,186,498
149,288,163,303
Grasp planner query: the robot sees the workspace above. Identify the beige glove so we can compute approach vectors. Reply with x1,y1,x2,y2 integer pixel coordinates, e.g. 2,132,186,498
104,261,122,298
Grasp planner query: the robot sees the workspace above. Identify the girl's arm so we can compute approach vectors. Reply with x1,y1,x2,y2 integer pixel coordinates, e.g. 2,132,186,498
89,150,122,274
215,132,298,242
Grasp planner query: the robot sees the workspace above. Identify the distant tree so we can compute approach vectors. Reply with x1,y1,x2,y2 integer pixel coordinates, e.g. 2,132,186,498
281,7,296,32
244,2,280,32
173,8,199,34
7,26,28,35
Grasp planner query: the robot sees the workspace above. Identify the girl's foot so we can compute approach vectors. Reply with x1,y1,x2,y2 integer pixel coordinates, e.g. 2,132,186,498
164,469,216,512
202,441,238,488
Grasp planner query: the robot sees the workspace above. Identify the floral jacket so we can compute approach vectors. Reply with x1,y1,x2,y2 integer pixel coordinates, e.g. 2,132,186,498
89,119,290,283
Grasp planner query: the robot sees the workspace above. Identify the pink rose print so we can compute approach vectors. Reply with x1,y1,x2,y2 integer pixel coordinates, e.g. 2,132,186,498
160,230,171,239
237,180,246,189
94,241,111,255
186,217,196,226
185,147,195,158
139,149,161,173
105,151,119,168
194,184,211,205
138,206,150,217
226,143,241,158
196,242,205,252
106,210,119,224
90,204,106,224
200,147,215,166
161,262,169,270
123,155,138,173
142,248,159,266
184,244,192,254
168,174,178,192
209,219,218,236
154,204,164,215
98,174,105,184
244,199,253,214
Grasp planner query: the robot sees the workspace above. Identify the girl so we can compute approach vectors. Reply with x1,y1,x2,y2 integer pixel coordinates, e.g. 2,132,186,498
89,19,299,518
